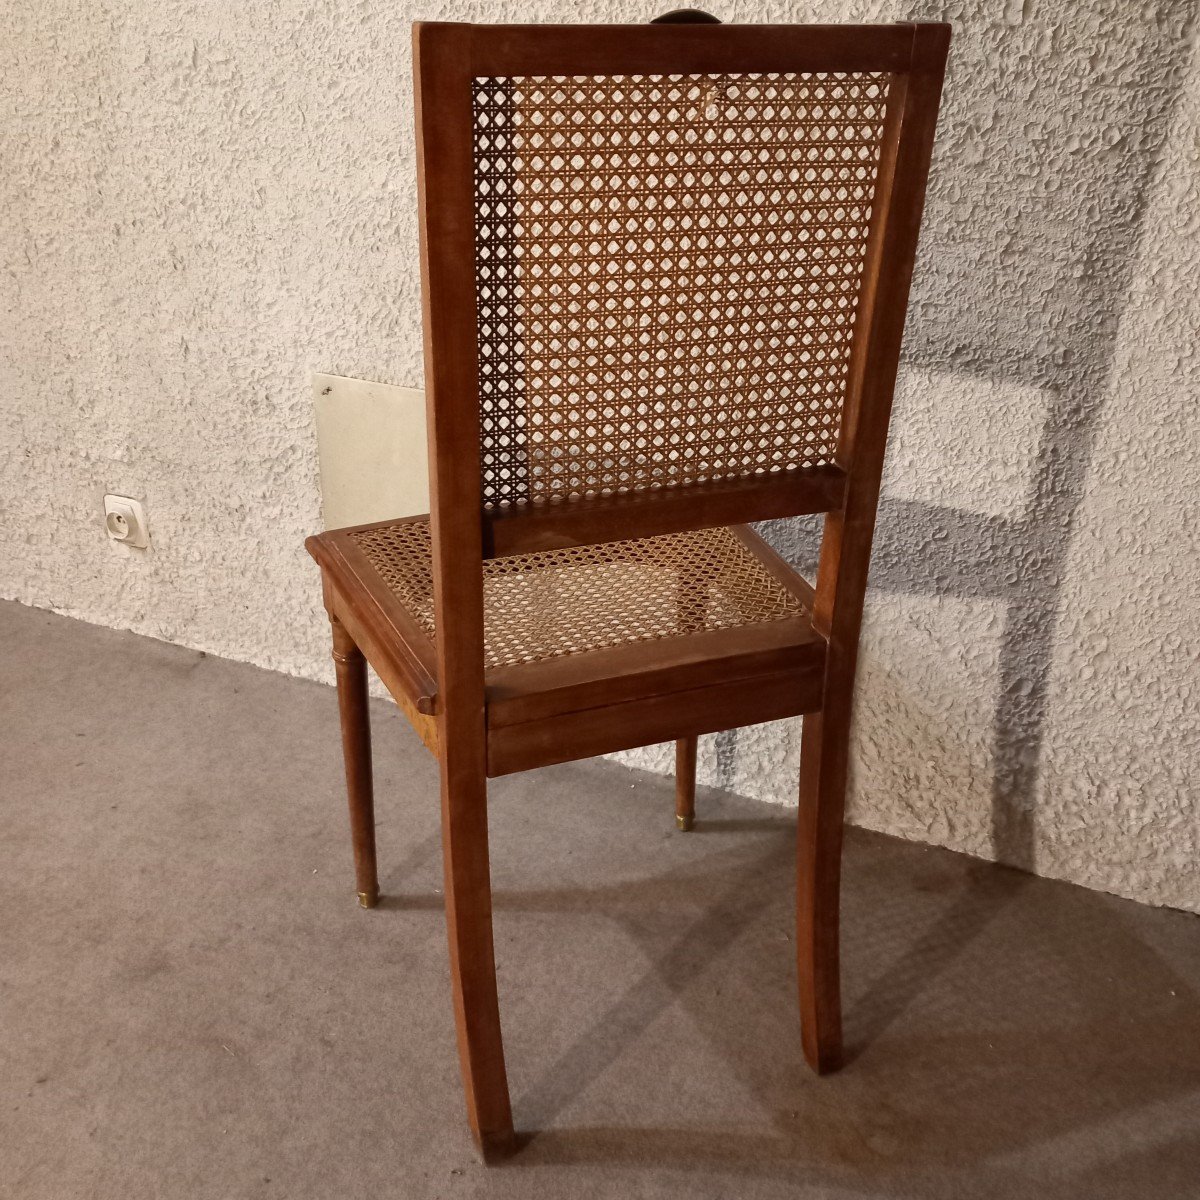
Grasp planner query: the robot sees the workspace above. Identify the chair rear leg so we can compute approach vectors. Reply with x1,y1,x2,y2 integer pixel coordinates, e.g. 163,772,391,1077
796,707,848,1074
674,736,697,830
331,617,379,908
440,751,515,1159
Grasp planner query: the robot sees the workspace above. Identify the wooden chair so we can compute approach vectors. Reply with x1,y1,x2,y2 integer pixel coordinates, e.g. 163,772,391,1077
306,17,949,1159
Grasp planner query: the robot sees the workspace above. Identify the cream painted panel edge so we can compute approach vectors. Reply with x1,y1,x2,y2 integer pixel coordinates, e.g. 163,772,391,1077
313,373,430,529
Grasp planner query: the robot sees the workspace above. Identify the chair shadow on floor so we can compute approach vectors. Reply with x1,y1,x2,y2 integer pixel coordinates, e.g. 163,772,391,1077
372,807,1200,1197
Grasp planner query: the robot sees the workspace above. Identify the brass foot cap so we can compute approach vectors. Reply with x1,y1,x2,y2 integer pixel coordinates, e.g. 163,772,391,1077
676,814,694,831
357,889,380,909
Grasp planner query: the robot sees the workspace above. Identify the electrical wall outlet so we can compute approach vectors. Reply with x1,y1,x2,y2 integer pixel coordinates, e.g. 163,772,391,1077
103,495,150,548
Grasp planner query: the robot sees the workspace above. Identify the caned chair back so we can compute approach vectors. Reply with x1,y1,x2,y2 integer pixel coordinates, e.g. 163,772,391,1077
414,20,948,682
473,70,887,510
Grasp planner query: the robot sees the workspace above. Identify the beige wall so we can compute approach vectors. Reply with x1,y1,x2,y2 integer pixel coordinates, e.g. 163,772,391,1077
3,2,1197,910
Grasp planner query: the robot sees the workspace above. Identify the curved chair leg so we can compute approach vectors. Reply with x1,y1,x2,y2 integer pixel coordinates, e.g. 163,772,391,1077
675,736,697,830
331,618,379,908
440,749,515,1159
796,707,849,1074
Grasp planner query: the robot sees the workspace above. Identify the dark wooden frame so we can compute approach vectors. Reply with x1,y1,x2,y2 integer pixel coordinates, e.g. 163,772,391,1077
306,19,950,1160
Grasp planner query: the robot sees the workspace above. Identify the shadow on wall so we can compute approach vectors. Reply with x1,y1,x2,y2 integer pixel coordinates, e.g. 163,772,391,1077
749,0,1198,874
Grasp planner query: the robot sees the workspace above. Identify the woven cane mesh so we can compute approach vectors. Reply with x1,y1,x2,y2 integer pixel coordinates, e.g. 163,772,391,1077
350,520,802,670
472,71,891,508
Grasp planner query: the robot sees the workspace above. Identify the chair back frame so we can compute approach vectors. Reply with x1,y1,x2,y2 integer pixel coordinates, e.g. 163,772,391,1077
414,18,950,741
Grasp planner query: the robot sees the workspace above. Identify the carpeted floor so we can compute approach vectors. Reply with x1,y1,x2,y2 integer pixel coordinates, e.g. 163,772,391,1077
2,598,1199,1199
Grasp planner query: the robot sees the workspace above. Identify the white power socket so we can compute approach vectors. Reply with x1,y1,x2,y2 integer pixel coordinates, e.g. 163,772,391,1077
103,495,150,548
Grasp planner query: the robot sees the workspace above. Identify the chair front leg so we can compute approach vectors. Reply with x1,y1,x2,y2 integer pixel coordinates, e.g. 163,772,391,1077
675,736,698,830
439,742,515,1159
330,616,379,908
796,704,849,1074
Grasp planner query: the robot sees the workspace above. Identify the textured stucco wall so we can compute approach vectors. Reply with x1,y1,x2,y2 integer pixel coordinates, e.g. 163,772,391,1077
3,2,1198,911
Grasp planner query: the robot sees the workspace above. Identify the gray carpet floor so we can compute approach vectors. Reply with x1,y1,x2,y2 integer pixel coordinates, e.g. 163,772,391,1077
2,598,1199,1199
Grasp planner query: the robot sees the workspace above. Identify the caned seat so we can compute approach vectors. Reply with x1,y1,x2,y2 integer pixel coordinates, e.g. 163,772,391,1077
305,14,950,1162
347,520,807,670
